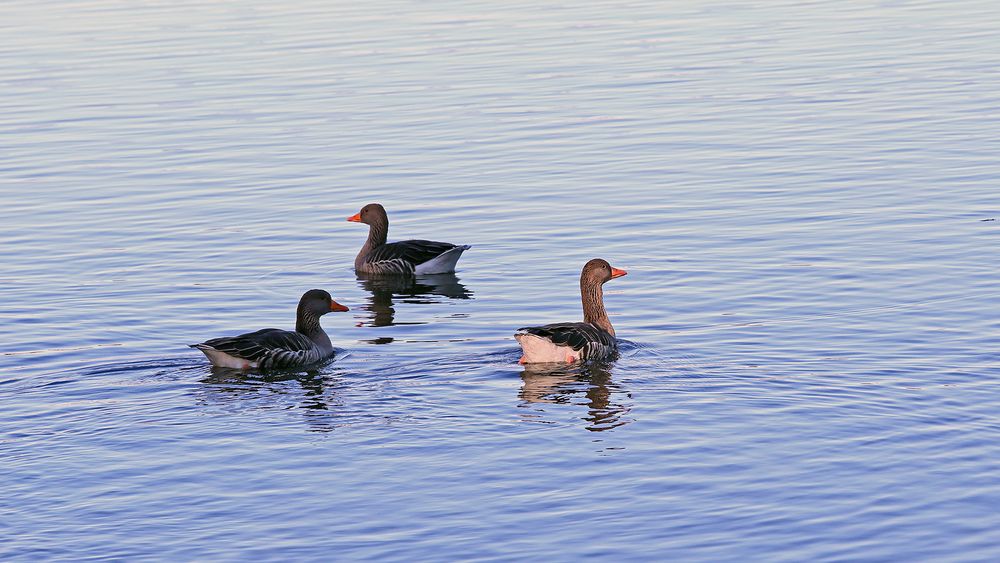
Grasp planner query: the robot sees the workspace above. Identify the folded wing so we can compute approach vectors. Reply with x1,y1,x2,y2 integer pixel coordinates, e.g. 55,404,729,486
195,328,328,370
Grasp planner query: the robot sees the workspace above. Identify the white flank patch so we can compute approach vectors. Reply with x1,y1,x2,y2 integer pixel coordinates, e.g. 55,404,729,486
515,333,578,364
196,346,257,369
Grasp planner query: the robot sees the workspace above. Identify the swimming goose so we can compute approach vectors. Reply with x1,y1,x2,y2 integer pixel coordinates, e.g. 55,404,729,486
516,259,627,364
348,203,470,275
190,289,349,370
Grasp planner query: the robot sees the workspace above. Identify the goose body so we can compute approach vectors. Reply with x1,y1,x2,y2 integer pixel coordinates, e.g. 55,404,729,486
192,329,332,370
516,259,627,364
190,289,349,371
516,322,618,364
348,203,469,275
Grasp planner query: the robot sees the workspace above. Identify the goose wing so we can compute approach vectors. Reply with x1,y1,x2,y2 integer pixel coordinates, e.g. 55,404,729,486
196,328,327,370
364,239,458,273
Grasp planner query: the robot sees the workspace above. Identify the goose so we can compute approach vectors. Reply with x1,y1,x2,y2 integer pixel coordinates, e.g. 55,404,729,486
190,289,349,370
516,259,627,364
348,203,470,275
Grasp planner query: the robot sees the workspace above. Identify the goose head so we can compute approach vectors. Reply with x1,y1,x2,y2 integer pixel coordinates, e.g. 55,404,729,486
299,289,350,315
581,258,627,287
347,203,388,227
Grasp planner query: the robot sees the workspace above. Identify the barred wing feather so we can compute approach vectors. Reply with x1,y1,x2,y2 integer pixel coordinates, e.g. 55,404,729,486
364,240,458,274
198,328,329,370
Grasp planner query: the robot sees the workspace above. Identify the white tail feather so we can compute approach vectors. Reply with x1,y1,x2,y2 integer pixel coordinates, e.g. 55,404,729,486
414,245,470,274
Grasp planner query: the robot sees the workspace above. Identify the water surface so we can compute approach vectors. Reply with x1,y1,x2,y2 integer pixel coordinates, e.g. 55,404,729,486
3,0,1000,560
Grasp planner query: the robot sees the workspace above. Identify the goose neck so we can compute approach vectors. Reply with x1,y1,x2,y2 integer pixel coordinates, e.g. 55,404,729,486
581,279,614,335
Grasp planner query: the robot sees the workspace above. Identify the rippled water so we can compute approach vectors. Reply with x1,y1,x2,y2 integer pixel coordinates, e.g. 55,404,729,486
3,0,1000,559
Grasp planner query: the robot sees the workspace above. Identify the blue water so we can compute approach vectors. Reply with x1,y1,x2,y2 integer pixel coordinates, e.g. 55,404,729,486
3,0,1000,559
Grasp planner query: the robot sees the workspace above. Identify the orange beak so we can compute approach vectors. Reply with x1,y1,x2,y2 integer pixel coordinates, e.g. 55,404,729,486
330,300,350,312
347,212,362,223
610,267,627,279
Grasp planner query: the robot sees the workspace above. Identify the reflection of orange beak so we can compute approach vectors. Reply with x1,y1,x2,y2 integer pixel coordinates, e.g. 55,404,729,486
330,300,350,312
347,212,362,223
611,267,627,279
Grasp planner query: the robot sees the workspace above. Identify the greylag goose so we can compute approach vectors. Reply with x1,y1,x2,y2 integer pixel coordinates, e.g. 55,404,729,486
348,203,470,275
190,289,349,370
515,259,627,364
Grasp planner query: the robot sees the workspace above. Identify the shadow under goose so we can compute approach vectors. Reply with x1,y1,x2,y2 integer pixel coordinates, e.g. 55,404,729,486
518,361,633,432
196,369,344,433
355,272,473,329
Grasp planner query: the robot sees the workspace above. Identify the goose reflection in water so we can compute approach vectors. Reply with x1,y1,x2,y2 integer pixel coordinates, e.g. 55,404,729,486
355,272,473,331
518,361,633,432
197,367,343,433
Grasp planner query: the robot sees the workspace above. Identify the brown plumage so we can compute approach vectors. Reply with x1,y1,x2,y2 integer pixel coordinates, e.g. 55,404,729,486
190,289,349,371
516,259,627,364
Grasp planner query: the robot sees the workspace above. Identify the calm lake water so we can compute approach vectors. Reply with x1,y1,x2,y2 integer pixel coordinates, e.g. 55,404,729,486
3,0,1000,560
